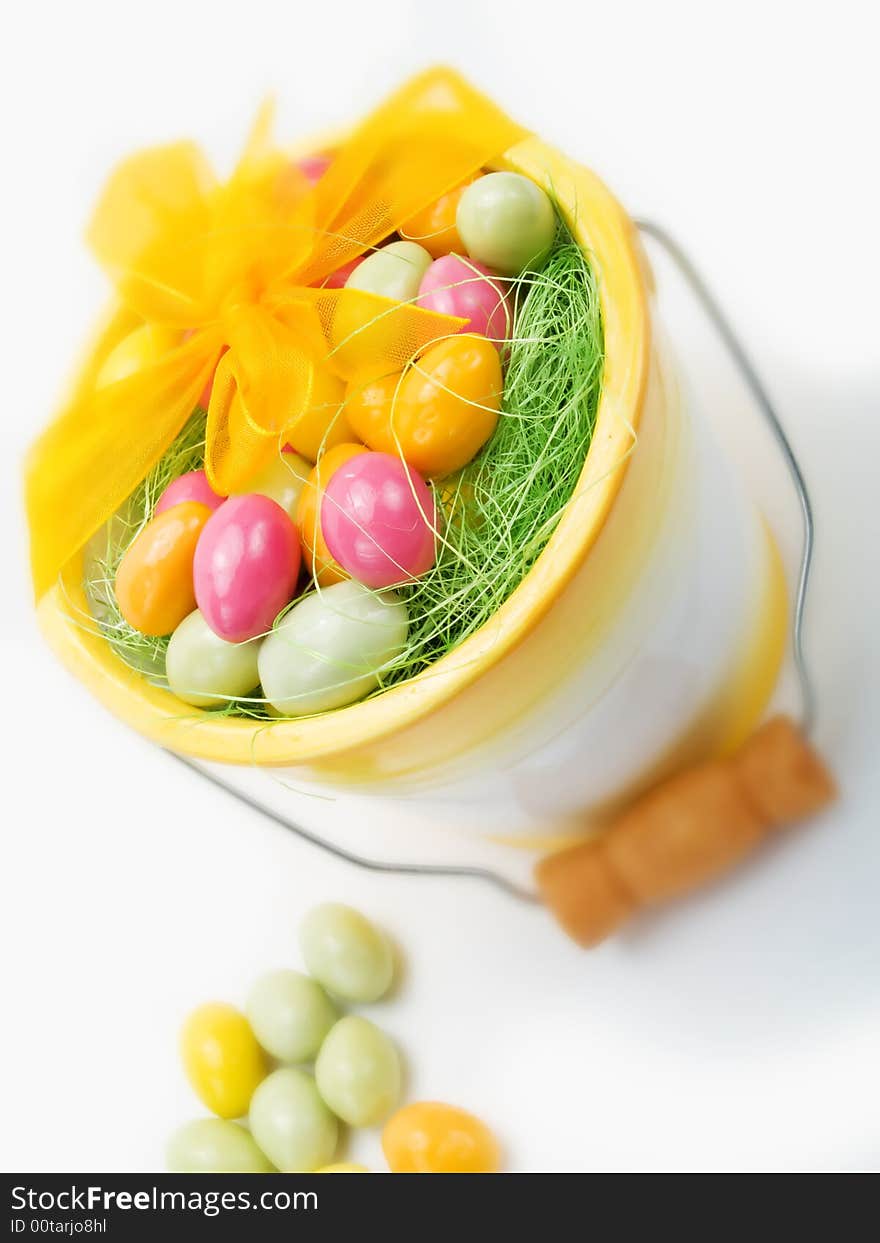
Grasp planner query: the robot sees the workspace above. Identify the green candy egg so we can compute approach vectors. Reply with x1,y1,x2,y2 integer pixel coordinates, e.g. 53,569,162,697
166,609,262,708
315,1015,401,1127
249,1068,338,1173
345,240,432,303
299,903,394,1003
234,451,310,521
246,969,338,1063
258,580,408,717
456,172,556,276
166,1119,274,1173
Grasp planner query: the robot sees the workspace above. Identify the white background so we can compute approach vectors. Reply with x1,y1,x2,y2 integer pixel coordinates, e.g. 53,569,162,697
2,0,879,1173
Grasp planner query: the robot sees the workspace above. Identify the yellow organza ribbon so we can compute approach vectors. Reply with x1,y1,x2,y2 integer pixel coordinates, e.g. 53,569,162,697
25,67,526,599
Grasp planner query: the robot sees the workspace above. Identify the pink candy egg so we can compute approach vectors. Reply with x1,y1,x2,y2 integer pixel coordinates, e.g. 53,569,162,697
155,470,225,516
321,453,437,589
417,255,511,346
296,153,333,184
194,494,301,642
321,256,364,290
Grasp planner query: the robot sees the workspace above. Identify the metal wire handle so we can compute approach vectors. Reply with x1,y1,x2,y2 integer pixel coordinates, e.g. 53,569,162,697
177,221,818,896
176,753,540,901
635,220,816,735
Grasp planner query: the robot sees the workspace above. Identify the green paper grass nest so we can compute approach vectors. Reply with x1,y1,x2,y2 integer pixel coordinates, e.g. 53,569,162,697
79,218,604,719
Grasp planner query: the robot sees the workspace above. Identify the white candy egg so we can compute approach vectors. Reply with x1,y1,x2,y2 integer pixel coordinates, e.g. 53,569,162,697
258,580,408,716
345,240,432,303
166,609,262,708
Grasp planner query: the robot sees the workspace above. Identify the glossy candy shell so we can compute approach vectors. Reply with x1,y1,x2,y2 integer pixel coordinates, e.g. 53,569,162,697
193,495,301,642
165,609,261,708
115,502,211,636
321,453,437,588
345,336,501,479
294,443,368,586
180,1002,269,1120
166,1119,274,1173
257,580,408,717
249,1068,338,1173
382,1102,501,1173
417,254,510,345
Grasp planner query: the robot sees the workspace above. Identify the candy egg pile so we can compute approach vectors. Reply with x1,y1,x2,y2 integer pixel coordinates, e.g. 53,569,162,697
169,903,500,1174
99,166,560,718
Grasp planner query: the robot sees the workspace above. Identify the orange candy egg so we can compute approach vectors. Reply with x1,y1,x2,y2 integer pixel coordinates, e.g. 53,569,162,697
294,443,368,585
400,177,481,258
115,501,212,636
345,335,502,479
382,1102,501,1174
286,366,356,463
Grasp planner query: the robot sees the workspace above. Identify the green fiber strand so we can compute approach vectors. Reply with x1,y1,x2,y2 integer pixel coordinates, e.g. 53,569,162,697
81,216,604,717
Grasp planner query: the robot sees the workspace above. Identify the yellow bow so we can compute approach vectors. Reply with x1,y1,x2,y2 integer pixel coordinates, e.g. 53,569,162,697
25,67,526,599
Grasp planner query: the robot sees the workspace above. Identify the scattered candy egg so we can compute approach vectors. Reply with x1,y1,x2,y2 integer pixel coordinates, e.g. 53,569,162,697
294,443,368,586
257,580,408,716
315,1016,401,1127
166,609,262,708
382,1102,501,1173
457,171,556,276
180,1002,269,1120
246,970,338,1063
249,1068,338,1173
96,323,181,388
166,1119,274,1173
417,254,511,345
317,1163,369,1173
155,469,225,516
345,335,502,479
299,903,394,1003
285,367,355,463
345,240,433,303
194,494,301,643
321,452,437,588
115,501,211,636
400,177,480,258
233,451,310,521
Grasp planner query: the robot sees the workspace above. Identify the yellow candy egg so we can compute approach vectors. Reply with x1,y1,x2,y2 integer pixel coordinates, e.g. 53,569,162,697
115,501,211,636
96,323,182,388
286,368,358,464
180,1002,269,1120
346,335,502,479
233,450,311,521
382,1102,501,1173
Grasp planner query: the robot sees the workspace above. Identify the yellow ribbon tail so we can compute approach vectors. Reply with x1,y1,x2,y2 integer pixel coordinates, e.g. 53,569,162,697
26,335,219,600
87,141,216,324
292,66,529,288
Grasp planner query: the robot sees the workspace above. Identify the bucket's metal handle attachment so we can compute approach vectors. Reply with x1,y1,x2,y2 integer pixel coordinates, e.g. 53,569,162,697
634,219,817,736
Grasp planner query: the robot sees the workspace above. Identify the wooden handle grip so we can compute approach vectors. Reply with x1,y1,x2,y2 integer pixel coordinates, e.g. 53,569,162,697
535,715,836,947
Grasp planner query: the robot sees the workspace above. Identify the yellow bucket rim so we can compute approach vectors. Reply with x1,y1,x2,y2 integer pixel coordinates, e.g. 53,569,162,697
38,135,651,765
